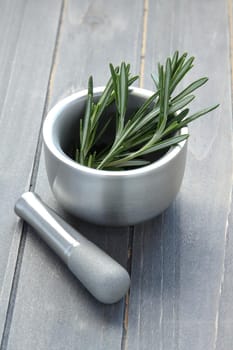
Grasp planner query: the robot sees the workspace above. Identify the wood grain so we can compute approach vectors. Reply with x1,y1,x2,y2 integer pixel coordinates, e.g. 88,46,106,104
1,0,233,349
126,0,233,349
0,0,62,344
4,1,144,349
215,1,233,348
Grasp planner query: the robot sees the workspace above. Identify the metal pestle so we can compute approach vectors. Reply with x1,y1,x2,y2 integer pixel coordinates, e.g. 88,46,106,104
14,192,130,304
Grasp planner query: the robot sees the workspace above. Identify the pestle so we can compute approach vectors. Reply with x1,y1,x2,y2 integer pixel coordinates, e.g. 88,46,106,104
14,192,130,304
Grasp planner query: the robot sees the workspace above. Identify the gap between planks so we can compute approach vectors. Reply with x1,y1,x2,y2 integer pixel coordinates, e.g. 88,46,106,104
139,0,149,88
121,0,149,348
228,0,233,95
0,223,27,350
0,2,66,349
121,226,134,350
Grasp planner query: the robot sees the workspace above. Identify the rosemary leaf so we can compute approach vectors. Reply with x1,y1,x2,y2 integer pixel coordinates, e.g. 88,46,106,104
170,56,194,93
140,134,189,156
171,50,179,70
172,77,208,104
80,76,93,163
179,104,220,127
118,62,128,134
168,95,195,115
113,159,150,168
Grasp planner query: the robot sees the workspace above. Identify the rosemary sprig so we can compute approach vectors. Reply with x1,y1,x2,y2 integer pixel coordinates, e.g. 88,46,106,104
75,51,219,170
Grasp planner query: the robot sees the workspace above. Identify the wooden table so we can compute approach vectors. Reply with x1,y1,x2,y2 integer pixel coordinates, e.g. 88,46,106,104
0,0,232,349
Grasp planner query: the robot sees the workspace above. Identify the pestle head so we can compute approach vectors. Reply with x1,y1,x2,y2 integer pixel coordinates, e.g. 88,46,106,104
68,243,130,304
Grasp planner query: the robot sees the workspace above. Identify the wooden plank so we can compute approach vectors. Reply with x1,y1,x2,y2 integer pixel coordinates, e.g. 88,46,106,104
214,1,233,348
0,0,27,109
0,0,27,288
214,189,233,349
5,1,144,349
126,0,233,349
47,0,144,107
0,0,63,343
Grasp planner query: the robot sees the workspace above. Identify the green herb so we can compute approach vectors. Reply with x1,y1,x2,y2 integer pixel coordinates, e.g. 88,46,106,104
75,52,219,170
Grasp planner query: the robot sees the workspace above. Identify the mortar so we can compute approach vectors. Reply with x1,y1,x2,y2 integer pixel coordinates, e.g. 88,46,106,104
43,87,188,226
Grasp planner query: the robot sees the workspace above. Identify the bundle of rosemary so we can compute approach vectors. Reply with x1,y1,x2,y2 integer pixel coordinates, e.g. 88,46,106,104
74,51,219,170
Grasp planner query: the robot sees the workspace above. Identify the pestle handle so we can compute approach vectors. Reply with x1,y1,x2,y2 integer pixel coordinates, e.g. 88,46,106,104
14,192,130,304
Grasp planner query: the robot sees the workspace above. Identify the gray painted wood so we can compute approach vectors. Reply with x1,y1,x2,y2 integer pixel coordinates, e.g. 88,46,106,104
126,0,233,349
4,1,144,349
1,0,233,349
215,189,233,350
0,0,27,109
0,0,62,343
47,0,143,108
